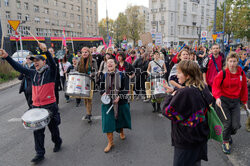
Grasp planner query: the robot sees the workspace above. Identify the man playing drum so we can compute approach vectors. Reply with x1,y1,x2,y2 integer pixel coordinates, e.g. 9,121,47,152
0,43,62,164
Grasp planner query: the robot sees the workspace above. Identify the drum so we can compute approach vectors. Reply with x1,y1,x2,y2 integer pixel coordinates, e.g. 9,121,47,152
101,94,111,105
66,72,93,98
21,108,50,130
151,78,167,98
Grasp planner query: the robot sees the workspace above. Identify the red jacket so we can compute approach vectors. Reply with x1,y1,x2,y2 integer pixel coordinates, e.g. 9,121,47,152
212,66,248,104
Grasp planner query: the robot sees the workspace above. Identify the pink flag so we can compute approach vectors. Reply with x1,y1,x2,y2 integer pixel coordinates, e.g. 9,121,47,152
62,27,66,47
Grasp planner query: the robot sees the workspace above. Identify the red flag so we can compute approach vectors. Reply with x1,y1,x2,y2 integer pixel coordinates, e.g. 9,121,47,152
62,27,66,47
108,37,112,47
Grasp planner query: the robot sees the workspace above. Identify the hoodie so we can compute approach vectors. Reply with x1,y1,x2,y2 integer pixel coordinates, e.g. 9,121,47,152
212,66,248,104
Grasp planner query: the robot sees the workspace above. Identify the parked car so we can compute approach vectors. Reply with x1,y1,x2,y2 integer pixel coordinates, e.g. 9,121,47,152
12,50,32,64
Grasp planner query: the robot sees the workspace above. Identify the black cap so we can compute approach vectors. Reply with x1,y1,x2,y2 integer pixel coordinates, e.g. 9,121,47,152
30,55,46,61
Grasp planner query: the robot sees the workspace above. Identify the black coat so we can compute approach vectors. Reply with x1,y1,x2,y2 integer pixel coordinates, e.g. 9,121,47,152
18,64,35,94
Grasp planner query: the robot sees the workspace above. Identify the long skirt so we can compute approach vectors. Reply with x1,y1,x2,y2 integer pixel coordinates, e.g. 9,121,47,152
102,103,131,133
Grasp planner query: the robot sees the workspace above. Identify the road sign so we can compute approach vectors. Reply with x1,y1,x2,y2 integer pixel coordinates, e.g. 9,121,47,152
216,31,224,34
155,33,162,46
212,34,218,41
138,40,142,47
201,31,207,38
202,37,206,43
216,39,220,43
8,20,20,31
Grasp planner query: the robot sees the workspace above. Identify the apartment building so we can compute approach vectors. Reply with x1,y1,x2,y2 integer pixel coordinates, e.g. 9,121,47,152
149,0,224,46
137,6,150,33
0,0,98,37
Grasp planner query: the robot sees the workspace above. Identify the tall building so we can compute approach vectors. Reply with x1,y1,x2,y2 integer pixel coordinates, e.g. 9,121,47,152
0,0,98,37
137,6,150,33
149,0,224,46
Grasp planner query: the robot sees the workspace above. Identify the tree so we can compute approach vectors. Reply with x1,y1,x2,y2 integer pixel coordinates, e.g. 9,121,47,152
114,13,128,46
98,18,115,43
210,0,250,43
125,6,145,46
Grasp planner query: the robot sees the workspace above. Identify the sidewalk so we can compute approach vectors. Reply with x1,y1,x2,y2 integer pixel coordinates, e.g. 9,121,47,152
0,78,21,91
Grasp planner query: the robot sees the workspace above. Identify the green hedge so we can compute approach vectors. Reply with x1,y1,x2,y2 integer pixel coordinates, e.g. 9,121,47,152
0,61,20,83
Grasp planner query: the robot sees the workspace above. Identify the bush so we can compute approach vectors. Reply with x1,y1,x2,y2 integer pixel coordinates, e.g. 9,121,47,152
0,60,19,83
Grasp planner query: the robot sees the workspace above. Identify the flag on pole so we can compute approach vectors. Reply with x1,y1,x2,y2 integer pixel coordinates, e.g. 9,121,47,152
62,27,66,47
108,36,112,47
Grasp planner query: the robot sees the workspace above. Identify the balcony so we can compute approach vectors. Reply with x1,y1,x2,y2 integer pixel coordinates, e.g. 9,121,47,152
151,21,158,25
151,9,158,13
159,7,166,12
159,20,165,25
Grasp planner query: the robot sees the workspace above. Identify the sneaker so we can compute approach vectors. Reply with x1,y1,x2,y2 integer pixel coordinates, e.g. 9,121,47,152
229,137,233,145
87,115,92,123
31,155,45,164
222,142,231,154
53,141,62,152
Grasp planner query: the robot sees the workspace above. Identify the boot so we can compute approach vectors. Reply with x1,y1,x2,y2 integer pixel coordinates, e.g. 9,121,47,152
152,103,156,113
157,103,161,113
104,133,114,153
120,128,126,140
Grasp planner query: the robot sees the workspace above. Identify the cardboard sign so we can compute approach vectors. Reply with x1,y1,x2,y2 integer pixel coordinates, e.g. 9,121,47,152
140,32,152,46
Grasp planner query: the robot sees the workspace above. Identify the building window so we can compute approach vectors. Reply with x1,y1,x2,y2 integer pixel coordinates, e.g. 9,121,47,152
43,0,48,4
54,11,58,16
70,14,74,19
187,27,189,34
44,8,49,14
34,5,39,12
161,15,164,20
5,11,10,19
70,4,73,10
183,15,187,23
16,0,21,9
4,0,9,6
171,26,174,35
45,18,50,24
77,15,81,21
201,6,205,17
183,2,187,14
35,17,40,23
171,13,173,22
76,6,80,11
24,2,28,10
62,12,66,17
183,26,185,35
192,3,197,12
86,8,88,13
90,9,92,14
7,24,13,35
62,2,66,8
25,14,29,21
77,23,81,29
206,18,209,26
54,0,58,6
206,9,209,16
17,13,22,20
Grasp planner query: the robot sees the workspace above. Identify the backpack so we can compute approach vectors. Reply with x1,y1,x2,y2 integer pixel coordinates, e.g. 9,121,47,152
220,70,244,86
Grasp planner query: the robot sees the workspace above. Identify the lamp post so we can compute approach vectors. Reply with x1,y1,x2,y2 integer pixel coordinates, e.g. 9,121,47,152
213,0,218,44
197,25,201,46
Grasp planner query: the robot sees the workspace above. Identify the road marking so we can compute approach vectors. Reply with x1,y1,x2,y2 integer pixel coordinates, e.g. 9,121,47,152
227,155,240,166
8,118,22,122
82,116,102,121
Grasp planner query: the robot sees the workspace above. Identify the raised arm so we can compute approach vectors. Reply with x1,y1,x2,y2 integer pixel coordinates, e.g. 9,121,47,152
0,49,34,77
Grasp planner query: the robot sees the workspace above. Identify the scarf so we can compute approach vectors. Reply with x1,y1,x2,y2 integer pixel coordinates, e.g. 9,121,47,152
37,65,49,74
105,70,121,119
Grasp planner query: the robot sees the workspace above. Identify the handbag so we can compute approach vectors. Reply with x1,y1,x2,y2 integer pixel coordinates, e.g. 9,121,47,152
200,90,224,142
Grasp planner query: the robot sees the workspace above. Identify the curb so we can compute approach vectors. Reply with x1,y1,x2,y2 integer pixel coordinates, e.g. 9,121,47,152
0,78,21,91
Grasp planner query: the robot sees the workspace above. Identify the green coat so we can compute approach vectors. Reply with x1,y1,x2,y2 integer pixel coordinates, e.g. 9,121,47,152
102,103,131,133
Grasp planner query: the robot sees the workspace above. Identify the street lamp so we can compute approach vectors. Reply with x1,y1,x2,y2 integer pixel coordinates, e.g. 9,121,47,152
197,25,201,46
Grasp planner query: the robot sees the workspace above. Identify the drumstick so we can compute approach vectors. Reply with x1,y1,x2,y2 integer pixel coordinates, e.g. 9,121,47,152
1,34,4,49
218,105,227,120
27,30,39,43
106,104,114,114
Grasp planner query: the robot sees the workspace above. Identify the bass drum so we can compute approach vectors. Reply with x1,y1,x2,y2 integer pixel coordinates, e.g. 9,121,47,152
66,72,93,98
21,108,50,130
151,78,167,98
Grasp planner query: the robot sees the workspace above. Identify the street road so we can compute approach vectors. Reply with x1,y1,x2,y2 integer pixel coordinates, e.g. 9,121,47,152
0,85,249,166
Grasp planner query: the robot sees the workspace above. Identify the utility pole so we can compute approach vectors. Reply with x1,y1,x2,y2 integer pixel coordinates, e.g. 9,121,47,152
213,0,218,43
106,0,109,44
222,1,226,55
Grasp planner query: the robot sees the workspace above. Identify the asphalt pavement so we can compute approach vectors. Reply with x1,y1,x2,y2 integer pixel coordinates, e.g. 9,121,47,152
0,84,249,166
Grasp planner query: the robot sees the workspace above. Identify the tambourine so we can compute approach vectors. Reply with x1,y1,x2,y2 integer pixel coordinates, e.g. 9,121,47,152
101,94,111,105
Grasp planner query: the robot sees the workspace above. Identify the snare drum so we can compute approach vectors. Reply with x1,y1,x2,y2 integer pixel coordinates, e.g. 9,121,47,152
66,72,93,99
151,78,167,98
21,108,50,130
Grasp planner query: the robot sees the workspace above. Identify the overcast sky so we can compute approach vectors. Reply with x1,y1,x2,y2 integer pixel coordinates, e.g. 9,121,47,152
98,0,149,21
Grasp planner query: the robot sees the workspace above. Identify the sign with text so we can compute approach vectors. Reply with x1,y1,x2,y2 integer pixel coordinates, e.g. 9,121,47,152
201,31,207,38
